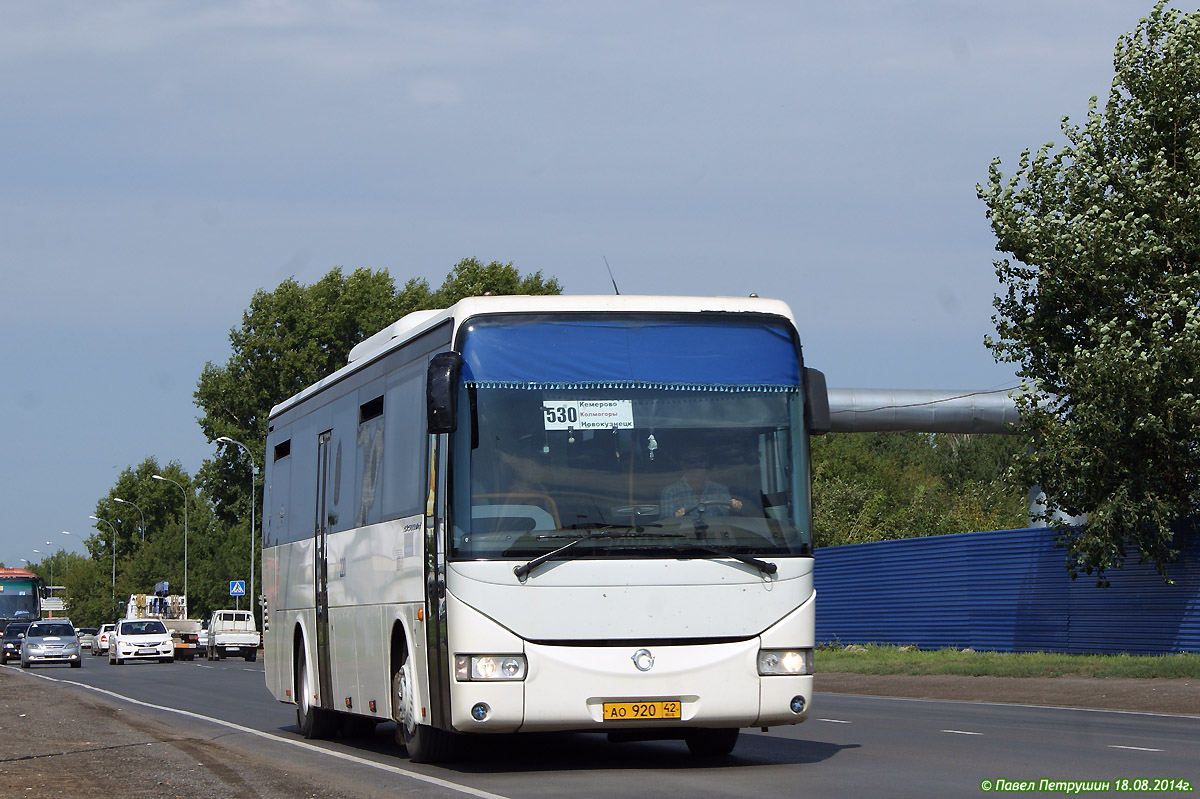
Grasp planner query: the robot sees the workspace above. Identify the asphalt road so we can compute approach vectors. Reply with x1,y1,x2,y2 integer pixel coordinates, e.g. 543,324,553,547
12,655,1200,799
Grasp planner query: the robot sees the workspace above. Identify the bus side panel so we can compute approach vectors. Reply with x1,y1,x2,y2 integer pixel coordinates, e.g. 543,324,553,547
264,537,314,703
276,537,316,612
325,517,426,717
328,604,358,712
265,605,315,704
263,544,283,699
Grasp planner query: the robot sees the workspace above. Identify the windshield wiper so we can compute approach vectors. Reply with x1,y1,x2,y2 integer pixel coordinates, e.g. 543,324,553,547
513,528,683,580
657,543,778,576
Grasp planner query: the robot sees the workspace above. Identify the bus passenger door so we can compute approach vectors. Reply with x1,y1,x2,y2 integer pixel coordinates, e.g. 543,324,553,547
313,430,334,710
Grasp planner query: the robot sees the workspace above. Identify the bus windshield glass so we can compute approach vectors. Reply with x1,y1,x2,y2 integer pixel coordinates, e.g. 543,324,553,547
0,577,40,622
450,314,813,562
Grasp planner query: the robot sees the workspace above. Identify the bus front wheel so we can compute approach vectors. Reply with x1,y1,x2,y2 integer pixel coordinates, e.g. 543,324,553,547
391,661,452,763
295,645,336,739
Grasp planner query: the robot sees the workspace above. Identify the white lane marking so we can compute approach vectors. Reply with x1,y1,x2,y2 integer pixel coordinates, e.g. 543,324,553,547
941,729,983,736
818,691,1200,720
21,670,510,799
1109,745,1164,752
818,718,852,724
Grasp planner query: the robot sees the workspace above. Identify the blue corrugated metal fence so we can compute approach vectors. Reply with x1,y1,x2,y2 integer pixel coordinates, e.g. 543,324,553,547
814,528,1200,654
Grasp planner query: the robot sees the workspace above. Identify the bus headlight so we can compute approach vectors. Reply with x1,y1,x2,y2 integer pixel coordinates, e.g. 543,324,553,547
757,648,812,676
455,654,527,681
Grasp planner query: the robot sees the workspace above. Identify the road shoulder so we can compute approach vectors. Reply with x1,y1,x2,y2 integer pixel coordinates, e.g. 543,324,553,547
818,672,1200,715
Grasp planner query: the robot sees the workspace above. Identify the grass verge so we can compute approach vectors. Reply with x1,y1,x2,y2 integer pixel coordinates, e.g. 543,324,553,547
816,644,1200,679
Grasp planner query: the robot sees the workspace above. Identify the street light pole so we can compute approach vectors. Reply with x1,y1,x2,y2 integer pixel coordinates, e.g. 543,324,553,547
114,497,146,542
217,436,257,616
90,515,118,601
60,531,72,581
32,549,50,588
152,474,188,599
43,542,55,587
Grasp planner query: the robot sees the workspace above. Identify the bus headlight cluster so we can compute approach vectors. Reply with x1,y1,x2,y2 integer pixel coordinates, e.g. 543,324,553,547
757,648,813,676
454,654,527,681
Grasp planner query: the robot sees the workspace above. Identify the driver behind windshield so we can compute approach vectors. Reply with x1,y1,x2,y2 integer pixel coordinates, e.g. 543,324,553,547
660,444,743,519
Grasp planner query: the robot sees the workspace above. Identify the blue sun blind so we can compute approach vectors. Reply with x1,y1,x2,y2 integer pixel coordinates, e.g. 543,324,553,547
458,314,801,390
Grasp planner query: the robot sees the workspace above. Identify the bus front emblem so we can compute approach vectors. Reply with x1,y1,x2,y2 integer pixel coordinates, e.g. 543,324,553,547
631,649,655,672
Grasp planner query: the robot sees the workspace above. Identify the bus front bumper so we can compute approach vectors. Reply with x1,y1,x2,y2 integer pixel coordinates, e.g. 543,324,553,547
449,638,812,734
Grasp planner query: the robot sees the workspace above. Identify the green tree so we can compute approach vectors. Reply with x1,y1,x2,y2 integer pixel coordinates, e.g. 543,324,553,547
60,558,113,628
978,1,1200,581
812,433,1026,548
430,257,562,306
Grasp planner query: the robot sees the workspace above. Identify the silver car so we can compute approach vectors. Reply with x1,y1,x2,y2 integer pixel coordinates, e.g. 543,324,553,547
75,627,98,650
20,620,82,668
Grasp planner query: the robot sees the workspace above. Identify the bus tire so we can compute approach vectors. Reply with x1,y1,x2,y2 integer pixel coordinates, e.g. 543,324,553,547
684,728,740,757
391,660,453,763
295,643,336,739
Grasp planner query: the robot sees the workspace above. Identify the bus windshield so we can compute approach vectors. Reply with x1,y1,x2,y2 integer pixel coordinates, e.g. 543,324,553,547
449,314,813,562
0,578,40,622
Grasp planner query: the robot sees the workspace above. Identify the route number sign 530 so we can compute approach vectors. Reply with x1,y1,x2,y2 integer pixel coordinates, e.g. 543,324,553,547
542,400,634,431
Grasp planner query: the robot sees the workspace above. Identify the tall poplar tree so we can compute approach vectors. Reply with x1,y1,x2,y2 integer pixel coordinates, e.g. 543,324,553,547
978,2,1200,582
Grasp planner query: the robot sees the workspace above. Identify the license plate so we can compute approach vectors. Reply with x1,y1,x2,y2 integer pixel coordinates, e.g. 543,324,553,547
602,700,681,721
137,648,156,655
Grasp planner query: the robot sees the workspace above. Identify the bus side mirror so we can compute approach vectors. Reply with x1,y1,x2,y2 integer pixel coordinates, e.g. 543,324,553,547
805,368,831,435
427,351,463,434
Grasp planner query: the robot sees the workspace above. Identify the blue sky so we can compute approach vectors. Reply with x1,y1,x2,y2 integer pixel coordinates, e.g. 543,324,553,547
0,1,1157,569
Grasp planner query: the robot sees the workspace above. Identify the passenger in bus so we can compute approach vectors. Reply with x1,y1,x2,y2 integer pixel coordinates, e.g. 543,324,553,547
660,447,743,518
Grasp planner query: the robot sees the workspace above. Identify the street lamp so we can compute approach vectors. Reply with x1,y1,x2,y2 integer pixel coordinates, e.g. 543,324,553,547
114,497,146,542
90,515,118,601
44,542,56,587
60,531,72,580
152,474,188,599
216,436,257,614
32,549,52,588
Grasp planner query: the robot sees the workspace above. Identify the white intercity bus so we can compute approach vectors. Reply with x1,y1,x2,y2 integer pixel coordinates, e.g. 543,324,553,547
262,294,829,761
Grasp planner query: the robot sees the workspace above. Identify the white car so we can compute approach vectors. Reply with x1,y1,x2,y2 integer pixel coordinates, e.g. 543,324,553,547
108,619,174,665
92,623,116,656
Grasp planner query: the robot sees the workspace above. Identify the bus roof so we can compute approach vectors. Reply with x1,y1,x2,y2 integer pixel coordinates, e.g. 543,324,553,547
269,294,798,419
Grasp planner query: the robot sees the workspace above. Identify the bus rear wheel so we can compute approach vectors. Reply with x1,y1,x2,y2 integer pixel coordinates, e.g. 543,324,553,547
391,661,452,763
